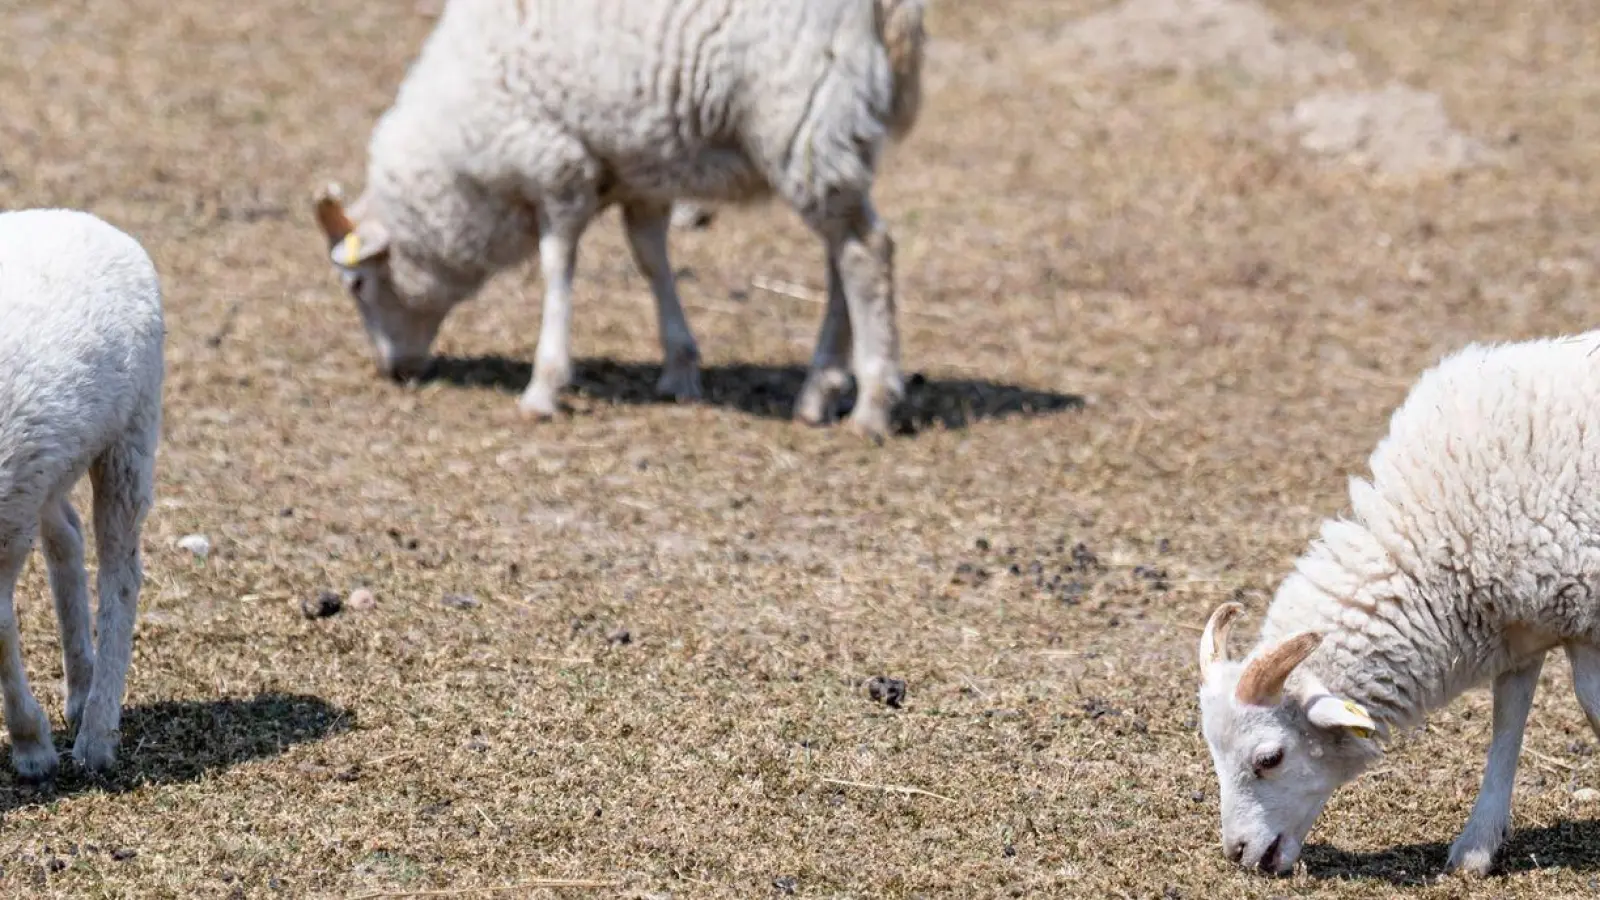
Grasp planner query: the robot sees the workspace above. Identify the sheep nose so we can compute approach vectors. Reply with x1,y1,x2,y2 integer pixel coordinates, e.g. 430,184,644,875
1258,835,1283,873
1226,841,1246,864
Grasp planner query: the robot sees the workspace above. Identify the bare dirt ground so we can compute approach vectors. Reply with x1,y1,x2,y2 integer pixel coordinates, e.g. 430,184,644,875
2,0,1600,897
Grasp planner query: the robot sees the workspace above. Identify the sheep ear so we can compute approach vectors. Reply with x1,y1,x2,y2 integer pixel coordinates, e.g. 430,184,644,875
1306,694,1377,738
330,220,391,270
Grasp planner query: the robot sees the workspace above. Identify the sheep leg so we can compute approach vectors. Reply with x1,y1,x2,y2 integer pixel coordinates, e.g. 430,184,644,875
520,208,590,419
40,498,93,730
0,528,57,780
794,254,853,426
622,201,702,402
1567,642,1600,739
808,203,902,441
74,426,155,773
1446,656,1543,876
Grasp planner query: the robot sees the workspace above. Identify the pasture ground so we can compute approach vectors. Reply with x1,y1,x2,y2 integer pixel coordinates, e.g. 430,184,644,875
4,0,1600,897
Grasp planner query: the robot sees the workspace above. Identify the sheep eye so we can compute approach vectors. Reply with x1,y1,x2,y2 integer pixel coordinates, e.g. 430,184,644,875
1253,748,1285,776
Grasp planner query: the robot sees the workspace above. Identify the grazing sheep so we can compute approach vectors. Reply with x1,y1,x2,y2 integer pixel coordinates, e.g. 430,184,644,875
313,0,926,439
0,209,163,778
1197,330,1600,876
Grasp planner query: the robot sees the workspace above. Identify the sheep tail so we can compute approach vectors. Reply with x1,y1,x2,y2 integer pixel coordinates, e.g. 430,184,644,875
874,0,925,142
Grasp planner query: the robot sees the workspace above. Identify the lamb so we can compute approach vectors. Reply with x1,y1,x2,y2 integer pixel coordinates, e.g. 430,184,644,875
1197,329,1600,876
312,0,926,440
0,209,163,778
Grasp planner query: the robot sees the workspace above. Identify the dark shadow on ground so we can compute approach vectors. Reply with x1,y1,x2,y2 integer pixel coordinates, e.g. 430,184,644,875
1303,820,1600,885
0,693,348,815
423,356,1086,434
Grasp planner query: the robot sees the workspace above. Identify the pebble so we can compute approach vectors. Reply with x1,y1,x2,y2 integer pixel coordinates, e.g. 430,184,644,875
346,588,377,611
176,533,211,559
1575,787,1600,804
442,592,480,610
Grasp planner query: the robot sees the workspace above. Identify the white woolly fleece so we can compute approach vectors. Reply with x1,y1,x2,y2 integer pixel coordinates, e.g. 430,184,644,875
1259,331,1600,727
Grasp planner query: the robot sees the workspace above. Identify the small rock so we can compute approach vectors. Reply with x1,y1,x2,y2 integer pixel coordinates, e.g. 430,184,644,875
607,627,632,645
772,876,798,894
866,676,907,709
346,588,377,611
300,591,343,619
441,593,480,610
176,533,211,559
1189,790,1205,803
110,848,136,862
1575,787,1600,804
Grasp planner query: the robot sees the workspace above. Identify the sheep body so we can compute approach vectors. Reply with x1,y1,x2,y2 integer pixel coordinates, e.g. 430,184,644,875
0,208,163,778
315,0,925,438
1198,329,1600,876
1266,330,1600,719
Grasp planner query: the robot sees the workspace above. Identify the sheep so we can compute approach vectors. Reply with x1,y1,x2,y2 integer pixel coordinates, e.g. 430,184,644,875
1197,329,1600,876
312,0,926,440
0,208,163,778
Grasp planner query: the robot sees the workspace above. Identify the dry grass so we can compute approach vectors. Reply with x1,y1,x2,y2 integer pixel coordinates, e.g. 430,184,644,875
2,0,1600,896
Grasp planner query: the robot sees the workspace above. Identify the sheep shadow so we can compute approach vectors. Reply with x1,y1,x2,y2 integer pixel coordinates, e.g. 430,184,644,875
0,692,348,816
423,355,1086,433
1302,820,1600,885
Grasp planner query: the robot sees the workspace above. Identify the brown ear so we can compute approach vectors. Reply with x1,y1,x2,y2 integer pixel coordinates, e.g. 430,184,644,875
1236,632,1322,706
1198,602,1243,677
314,183,356,248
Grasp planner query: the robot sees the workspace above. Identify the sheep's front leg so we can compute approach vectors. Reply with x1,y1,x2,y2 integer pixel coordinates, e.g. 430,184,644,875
40,498,93,729
1565,643,1600,737
0,532,57,781
795,255,853,426
622,201,702,402
814,204,902,442
520,210,589,419
1447,656,1544,876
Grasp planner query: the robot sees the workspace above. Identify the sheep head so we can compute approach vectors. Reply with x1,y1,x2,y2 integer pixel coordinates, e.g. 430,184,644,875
311,183,448,382
1195,602,1382,875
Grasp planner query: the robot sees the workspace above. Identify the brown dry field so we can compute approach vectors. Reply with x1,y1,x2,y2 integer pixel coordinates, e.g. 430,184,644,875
4,0,1600,897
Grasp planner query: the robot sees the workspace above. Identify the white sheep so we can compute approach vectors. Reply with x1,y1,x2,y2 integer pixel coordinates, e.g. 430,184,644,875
0,208,163,778
1197,329,1600,876
312,0,926,440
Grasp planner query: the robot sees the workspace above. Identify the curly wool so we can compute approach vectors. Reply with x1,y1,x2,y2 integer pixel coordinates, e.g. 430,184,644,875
360,0,924,285
1256,331,1600,727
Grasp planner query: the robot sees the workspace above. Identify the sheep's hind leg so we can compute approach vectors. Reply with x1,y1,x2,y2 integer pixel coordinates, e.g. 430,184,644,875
74,424,156,773
40,497,92,730
1447,656,1543,876
623,201,702,402
520,205,594,419
794,254,853,426
822,203,902,442
0,527,57,780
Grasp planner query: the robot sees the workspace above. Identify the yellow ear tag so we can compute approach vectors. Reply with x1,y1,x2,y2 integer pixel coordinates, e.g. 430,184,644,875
1343,699,1374,738
342,232,363,267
